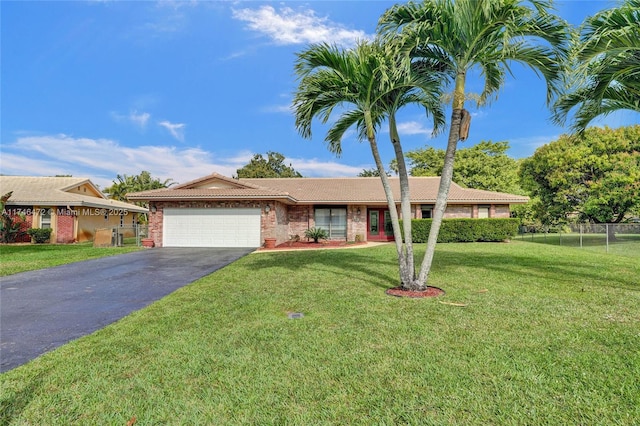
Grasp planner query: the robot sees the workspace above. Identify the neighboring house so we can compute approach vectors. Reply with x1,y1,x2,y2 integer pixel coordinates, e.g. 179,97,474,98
127,172,529,248
0,176,148,243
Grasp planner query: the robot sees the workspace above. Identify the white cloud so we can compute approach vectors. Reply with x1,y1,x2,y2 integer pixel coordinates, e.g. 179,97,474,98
289,157,366,177
130,111,151,128
396,121,433,136
232,5,370,46
262,104,293,114
158,120,186,142
0,134,366,188
111,110,151,129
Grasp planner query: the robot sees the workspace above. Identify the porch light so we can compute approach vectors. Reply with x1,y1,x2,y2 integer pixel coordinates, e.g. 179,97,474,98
264,205,271,213
356,208,361,215
151,205,157,213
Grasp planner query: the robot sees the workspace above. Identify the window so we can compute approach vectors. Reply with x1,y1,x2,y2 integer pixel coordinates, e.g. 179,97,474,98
120,214,125,227
421,205,434,219
478,205,490,218
314,207,347,239
40,208,52,228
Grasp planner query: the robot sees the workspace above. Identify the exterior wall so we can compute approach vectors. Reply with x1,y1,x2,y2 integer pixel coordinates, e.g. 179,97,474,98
56,211,76,243
494,205,510,218
287,205,313,240
348,205,367,242
268,201,290,244
145,200,516,247
148,200,268,248
287,204,367,242
444,205,474,218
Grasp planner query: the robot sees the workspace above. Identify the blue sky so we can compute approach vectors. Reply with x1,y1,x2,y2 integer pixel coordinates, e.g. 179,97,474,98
2,0,637,188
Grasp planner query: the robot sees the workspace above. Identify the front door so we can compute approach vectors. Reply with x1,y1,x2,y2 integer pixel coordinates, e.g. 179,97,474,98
367,208,394,241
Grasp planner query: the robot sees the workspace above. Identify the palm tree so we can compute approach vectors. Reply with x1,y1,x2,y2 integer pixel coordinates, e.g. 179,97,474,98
553,0,640,132
378,0,569,286
293,40,445,290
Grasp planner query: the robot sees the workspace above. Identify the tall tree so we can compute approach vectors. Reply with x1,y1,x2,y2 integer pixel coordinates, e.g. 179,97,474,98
401,141,524,194
236,152,302,178
358,168,391,177
104,171,174,203
379,0,568,285
520,125,640,224
554,0,640,132
293,39,445,291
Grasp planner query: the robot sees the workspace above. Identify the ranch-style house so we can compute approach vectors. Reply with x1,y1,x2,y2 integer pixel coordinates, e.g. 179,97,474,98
127,172,529,248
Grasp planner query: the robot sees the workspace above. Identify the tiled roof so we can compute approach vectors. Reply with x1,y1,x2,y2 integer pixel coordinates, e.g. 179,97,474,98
242,177,529,204
127,173,529,204
0,176,148,212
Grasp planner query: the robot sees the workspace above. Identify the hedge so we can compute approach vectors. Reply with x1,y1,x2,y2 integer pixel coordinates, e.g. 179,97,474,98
402,218,519,243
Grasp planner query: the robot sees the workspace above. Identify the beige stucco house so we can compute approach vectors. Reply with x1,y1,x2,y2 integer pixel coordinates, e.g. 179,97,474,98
127,172,529,248
0,176,148,243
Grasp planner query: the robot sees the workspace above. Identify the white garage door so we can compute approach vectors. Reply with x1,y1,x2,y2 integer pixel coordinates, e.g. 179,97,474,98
163,208,261,247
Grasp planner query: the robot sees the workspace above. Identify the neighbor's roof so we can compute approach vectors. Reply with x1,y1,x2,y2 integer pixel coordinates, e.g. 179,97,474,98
127,173,529,205
0,176,148,213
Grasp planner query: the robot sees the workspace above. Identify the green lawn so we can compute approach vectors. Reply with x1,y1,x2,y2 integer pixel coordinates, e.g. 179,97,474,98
0,243,141,276
517,232,640,257
1,242,639,424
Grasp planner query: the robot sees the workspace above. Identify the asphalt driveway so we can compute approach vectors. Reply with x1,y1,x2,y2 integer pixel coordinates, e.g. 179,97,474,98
0,247,254,372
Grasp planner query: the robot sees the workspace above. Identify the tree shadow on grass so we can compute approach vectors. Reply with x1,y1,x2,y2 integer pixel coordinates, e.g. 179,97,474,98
248,247,401,291
248,243,639,293
433,245,640,292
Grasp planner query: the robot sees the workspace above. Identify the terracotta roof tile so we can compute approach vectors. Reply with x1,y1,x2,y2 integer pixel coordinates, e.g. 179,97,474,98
128,174,529,204
0,176,148,212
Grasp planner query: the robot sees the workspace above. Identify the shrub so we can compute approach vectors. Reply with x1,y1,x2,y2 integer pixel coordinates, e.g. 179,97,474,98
27,228,53,244
404,218,519,243
304,227,329,243
0,213,27,243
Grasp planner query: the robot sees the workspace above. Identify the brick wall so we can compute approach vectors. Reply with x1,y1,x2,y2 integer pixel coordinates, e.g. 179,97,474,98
7,212,32,243
494,204,511,218
444,205,473,218
287,205,312,241
56,212,75,243
348,205,367,241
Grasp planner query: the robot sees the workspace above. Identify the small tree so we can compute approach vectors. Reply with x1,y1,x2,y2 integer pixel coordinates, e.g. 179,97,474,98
304,227,329,243
236,152,303,178
1,192,27,243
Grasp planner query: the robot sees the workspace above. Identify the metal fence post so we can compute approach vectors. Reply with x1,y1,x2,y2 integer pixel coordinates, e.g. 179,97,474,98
580,223,583,248
606,223,609,253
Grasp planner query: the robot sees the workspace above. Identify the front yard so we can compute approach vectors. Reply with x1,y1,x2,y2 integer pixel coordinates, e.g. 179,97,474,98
0,243,141,276
1,242,638,424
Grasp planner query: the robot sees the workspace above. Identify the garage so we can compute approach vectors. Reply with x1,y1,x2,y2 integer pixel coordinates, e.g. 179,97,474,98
163,208,261,247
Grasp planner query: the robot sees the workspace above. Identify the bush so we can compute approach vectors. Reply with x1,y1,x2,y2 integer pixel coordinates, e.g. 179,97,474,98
0,213,27,243
404,218,519,243
27,228,53,244
304,227,329,243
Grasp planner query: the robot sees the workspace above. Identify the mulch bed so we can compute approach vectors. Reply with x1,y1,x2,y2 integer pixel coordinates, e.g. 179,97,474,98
385,286,445,298
262,240,368,250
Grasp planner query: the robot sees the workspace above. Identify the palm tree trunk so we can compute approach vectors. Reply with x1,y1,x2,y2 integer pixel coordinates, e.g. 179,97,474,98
417,71,466,285
389,113,419,290
365,112,411,286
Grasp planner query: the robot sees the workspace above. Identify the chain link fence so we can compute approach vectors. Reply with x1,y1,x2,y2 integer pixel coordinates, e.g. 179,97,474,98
94,225,149,247
517,223,640,257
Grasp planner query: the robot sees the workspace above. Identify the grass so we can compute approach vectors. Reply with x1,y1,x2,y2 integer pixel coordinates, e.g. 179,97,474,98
0,243,141,276
517,232,640,257
1,241,639,424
